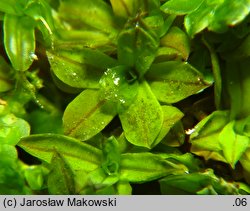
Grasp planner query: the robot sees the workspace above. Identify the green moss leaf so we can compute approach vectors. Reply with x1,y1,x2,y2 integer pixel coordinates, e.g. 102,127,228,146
146,61,211,103
183,0,250,37
160,26,190,61
0,114,30,145
219,121,249,168
160,169,241,195
18,134,102,172
190,110,229,146
209,0,250,33
161,0,204,15
58,0,117,36
47,48,112,89
184,1,213,37
63,89,116,141
4,14,36,71
120,152,187,183
119,80,163,148
48,151,75,194
117,18,159,77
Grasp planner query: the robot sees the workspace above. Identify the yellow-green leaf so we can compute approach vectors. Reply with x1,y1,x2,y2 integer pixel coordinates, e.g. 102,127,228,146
119,80,163,148
18,134,102,172
146,61,211,103
63,89,116,141
4,14,35,71
219,121,249,168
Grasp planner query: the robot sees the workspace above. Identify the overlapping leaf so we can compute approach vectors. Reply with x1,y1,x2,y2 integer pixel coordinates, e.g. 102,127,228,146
47,48,117,89
190,110,230,161
219,121,249,168
117,18,159,77
63,89,116,141
120,152,188,183
152,105,184,147
47,151,75,194
119,80,163,148
161,0,250,37
18,134,102,172
146,61,211,103
160,169,244,195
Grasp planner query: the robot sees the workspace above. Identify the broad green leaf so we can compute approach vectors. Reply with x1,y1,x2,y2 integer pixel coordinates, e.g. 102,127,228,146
48,151,75,194
18,134,102,172
120,152,188,183
144,14,165,36
160,169,240,195
99,66,139,113
63,89,116,141
184,1,213,37
190,111,230,152
219,121,249,168
160,26,190,61
146,61,211,103
47,49,102,89
0,56,13,92
184,0,250,37
119,81,163,148
117,19,159,77
0,113,30,145
0,144,28,194
152,106,184,147
58,0,117,35
161,0,204,15
4,14,36,71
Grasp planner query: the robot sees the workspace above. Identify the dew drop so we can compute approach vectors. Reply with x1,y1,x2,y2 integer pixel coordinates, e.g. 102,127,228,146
29,52,38,61
185,128,196,135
